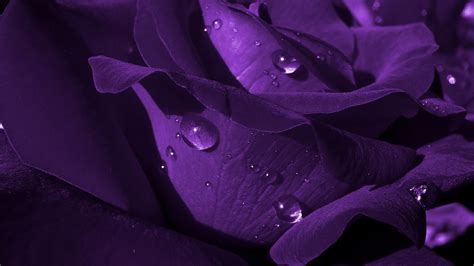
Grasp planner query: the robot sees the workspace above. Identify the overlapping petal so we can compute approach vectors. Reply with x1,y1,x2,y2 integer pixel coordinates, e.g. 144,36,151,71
89,56,416,245
0,132,246,266
0,0,161,219
270,134,474,264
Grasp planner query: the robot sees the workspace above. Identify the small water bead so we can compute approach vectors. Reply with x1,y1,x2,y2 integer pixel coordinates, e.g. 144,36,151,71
0,123,3,130
205,181,213,188
166,146,177,161
274,223,281,228
420,9,428,17
409,184,428,207
371,0,381,11
174,117,180,123
175,132,181,140
179,115,219,151
261,170,282,184
446,74,456,85
254,40,262,46
159,161,168,174
374,16,383,24
271,49,302,74
271,80,280,87
203,26,211,33
232,27,238,33
303,178,310,183
212,19,222,30
269,73,277,80
273,195,303,224
315,53,326,63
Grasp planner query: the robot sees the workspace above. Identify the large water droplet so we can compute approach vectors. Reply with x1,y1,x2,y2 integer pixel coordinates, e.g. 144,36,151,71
262,170,282,184
166,146,177,161
273,195,303,224
212,19,222,30
409,184,428,207
180,115,219,151
272,49,301,74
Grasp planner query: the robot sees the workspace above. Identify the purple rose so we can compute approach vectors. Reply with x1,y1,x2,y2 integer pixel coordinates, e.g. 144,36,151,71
1,0,474,265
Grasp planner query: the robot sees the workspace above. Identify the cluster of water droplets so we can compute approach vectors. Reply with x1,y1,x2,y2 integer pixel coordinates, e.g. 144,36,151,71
370,0,429,25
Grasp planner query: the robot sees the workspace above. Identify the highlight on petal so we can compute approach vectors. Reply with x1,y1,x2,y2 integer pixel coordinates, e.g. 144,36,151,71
270,133,474,264
89,56,416,245
0,132,246,266
0,0,161,219
198,0,355,93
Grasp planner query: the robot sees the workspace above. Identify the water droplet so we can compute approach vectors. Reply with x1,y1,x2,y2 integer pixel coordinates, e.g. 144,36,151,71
409,184,428,207
271,80,280,87
315,53,326,63
263,70,269,75
166,146,177,161
253,235,259,240
159,162,167,173
174,117,180,123
249,162,261,172
232,27,238,33
271,49,301,74
254,40,262,46
175,132,181,140
446,74,456,85
203,26,211,33
180,115,219,151
0,123,3,130
205,181,212,188
132,248,136,254
374,16,383,24
212,19,222,30
262,170,282,184
274,223,281,228
420,9,428,17
371,0,381,11
269,73,277,80
273,195,303,224
303,178,310,183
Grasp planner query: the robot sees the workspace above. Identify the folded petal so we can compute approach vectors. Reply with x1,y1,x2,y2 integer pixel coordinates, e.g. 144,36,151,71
198,0,355,93
89,56,416,245
252,0,355,58
0,132,246,266
134,0,205,76
0,0,161,219
270,134,474,264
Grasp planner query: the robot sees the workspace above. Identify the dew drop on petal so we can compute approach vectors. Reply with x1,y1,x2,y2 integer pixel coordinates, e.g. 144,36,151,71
271,49,301,74
273,195,303,224
159,161,168,174
446,74,456,85
409,184,428,207
0,123,3,130
374,16,383,24
272,80,280,87
315,53,326,63
180,115,219,151
205,181,212,188
232,27,238,33
212,19,222,30
203,26,211,33
175,132,181,140
371,0,381,11
254,40,262,46
421,9,428,17
166,146,177,161
262,170,282,184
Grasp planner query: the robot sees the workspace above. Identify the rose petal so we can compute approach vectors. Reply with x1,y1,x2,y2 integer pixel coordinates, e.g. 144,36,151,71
366,246,452,265
89,56,416,245
270,133,474,264
0,132,246,266
0,0,161,219
253,0,355,58
198,0,355,93
134,0,205,76
353,24,438,99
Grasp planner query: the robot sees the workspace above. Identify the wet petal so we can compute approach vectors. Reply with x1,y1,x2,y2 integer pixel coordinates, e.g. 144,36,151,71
198,0,355,93
89,56,416,245
0,132,246,266
270,134,474,264
0,0,161,219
